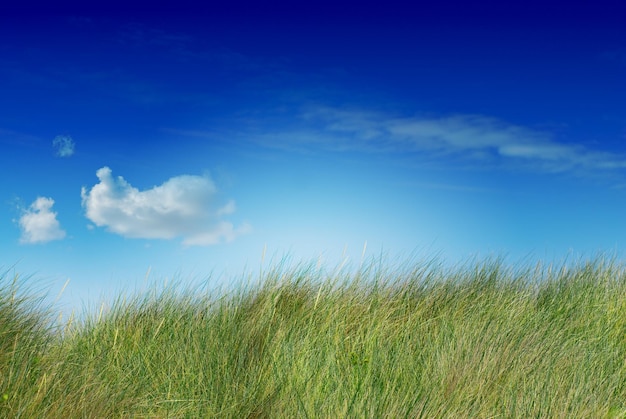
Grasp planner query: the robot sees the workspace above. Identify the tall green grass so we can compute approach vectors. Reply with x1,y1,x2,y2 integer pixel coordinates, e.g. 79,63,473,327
2,256,626,417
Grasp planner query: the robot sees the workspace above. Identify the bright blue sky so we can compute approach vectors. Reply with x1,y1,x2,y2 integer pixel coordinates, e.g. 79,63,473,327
2,4,626,313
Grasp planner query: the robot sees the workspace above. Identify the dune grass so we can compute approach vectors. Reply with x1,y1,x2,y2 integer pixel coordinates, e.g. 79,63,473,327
1,255,626,417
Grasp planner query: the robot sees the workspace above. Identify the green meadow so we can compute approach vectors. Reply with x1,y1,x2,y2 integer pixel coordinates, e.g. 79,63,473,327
1,256,626,418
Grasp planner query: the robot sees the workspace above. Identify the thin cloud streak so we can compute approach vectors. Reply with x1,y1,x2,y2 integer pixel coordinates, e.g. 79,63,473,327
253,106,626,175
0,128,41,147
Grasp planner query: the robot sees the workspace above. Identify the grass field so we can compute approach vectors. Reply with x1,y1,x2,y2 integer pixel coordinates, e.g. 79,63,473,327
1,256,626,418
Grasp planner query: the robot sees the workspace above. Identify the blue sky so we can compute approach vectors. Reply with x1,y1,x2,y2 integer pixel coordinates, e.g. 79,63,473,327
2,4,626,313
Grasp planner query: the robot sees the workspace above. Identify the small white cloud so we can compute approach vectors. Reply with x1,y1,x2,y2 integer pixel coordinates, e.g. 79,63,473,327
52,135,75,157
81,166,249,245
18,197,66,244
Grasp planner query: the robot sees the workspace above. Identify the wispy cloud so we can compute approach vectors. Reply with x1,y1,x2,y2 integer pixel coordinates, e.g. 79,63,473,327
17,197,66,244
115,22,195,51
254,106,626,175
81,167,250,246
0,128,40,147
115,22,257,72
52,135,75,157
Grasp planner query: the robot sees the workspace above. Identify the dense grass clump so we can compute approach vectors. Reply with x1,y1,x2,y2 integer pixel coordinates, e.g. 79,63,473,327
0,270,53,416
2,256,626,417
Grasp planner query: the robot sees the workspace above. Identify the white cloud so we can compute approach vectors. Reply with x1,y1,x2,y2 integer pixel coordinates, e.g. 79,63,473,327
52,135,75,157
18,197,66,244
81,166,249,245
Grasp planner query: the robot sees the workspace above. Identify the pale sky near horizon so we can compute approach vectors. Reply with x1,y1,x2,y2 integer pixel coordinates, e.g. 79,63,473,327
2,3,626,314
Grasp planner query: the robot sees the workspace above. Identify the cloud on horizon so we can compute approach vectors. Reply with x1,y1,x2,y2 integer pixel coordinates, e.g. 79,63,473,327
52,135,75,157
81,166,250,246
17,197,66,244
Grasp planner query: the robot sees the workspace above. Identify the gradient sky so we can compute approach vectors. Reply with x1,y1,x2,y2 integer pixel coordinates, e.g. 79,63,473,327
2,4,626,314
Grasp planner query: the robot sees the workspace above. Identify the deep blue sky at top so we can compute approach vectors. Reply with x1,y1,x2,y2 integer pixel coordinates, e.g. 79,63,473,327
1,2,626,311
